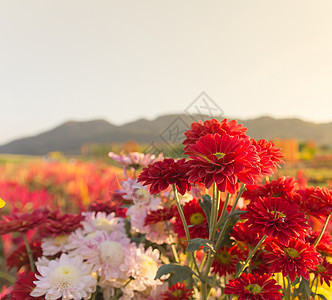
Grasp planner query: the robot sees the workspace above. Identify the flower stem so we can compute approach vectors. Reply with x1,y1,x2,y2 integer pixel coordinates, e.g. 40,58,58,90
172,184,200,275
314,212,332,247
236,234,267,277
23,234,35,273
172,184,190,243
165,221,180,263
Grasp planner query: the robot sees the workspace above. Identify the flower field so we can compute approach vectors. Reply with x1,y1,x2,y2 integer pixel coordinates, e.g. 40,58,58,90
0,119,332,299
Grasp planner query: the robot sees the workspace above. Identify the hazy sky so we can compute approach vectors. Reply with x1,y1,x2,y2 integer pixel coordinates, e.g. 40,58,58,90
1,0,332,144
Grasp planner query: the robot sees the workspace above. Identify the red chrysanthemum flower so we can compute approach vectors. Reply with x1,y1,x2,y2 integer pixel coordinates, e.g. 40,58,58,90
293,187,332,220
244,197,310,245
7,240,42,271
38,211,84,238
183,118,248,149
312,256,332,287
309,187,332,219
306,231,332,257
242,177,296,202
173,198,209,239
231,222,264,248
161,282,194,300
265,238,321,282
211,245,245,276
185,133,261,194
224,273,282,300
251,139,284,176
0,209,47,235
144,206,176,225
88,199,119,214
138,158,190,195
10,271,44,300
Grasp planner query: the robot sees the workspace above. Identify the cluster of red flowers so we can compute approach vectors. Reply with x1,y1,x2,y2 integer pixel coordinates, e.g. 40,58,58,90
137,118,332,299
139,118,284,195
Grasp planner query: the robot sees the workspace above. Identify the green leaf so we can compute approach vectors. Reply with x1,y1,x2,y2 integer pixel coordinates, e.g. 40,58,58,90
315,294,327,300
154,263,196,283
186,238,216,253
199,195,212,224
222,210,247,222
293,278,310,300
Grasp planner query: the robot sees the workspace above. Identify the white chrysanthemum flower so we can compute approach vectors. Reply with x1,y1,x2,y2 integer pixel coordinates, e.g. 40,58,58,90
121,179,160,209
42,234,69,256
128,246,162,292
31,254,97,300
65,228,105,254
81,211,126,236
76,230,134,280
144,222,172,245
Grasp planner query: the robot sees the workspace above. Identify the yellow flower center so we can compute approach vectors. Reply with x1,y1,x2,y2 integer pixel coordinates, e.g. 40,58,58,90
54,235,68,246
217,251,231,264
50,265,81,289
270,210,286,222
246,284,262,294
172,290,182,297
190,213,204,225
284,248,299,258
214,152,226,159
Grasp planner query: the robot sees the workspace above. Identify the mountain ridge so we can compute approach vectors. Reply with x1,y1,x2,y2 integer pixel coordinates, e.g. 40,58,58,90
1,114,331,155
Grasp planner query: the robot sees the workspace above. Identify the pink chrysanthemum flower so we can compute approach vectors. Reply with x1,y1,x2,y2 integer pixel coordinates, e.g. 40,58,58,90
108,151,163,168
31,253,97,300
76,231,134,280
128,246,163,293
41,234,70,256
121,179,161,208
81,211,126,236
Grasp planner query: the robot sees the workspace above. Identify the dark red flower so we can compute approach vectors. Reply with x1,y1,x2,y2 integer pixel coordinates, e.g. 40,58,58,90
231,222,263,247
244,197,310,245
306,231,332,257
242,177,296,202
38,211,84,238
183,118,248,149
173,198,209,239
138,158,190,195
88,199,118,214
185,133,260,194
293,187,332,219
10,271,44,300
309,187,332,219
251,139,284,176
7,240,42,271
224,273,282,300
0,209,46,235
312,256,332,287
211,245,245,276
161,282,194,300
144,206,176,225
265,238,321,282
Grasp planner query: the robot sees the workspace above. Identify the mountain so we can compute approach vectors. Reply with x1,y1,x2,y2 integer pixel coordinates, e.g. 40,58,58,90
0,115,331,155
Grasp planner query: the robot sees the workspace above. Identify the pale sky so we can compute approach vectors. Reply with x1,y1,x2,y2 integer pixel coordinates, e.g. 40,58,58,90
1,0,332,144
